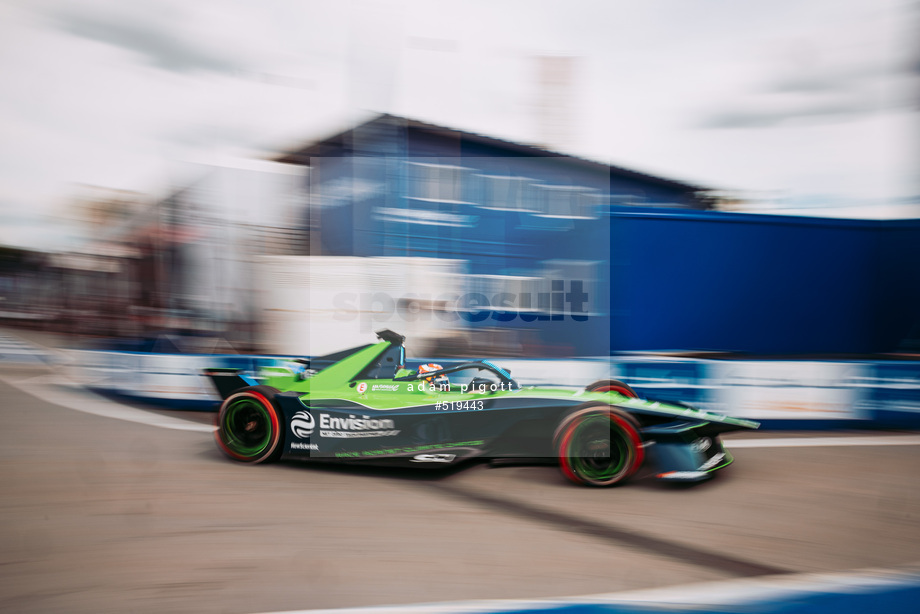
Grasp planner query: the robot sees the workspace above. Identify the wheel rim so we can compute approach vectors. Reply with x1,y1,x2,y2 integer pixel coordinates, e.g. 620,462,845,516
222,395,273,458
567,415,629,483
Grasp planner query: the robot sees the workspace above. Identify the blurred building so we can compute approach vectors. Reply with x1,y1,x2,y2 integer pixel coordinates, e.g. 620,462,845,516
43,115,917,358
0,189,149,338
0,246,51,326
119,163,308,352
274,113,710,356
534,55,578,152
270,114,920,357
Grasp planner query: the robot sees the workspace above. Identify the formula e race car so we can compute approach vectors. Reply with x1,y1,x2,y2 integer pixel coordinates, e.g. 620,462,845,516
205,330,758,487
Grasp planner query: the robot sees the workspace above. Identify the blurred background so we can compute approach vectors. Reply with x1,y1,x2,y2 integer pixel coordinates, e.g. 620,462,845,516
1,0,918,363
2,3,920,613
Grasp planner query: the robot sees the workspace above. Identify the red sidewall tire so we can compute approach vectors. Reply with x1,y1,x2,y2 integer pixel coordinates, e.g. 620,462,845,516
215,386,284,464
555,406,644,487
585,379,638,398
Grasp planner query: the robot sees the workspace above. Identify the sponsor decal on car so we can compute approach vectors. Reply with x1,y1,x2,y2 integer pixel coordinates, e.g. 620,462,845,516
290,442,319,451
334,440,485,459
411,453,456,463
291,410,315,438
698,452,726,471
356,382,368,394
319,414,399,438
371,384,399,392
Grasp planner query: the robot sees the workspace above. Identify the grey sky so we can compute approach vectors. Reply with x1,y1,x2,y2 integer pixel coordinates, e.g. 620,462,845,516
54,8,244,75
1,0,917,248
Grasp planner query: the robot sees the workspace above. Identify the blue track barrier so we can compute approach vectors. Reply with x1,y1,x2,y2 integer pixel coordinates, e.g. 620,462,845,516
253,566,920,614
39,347,920,428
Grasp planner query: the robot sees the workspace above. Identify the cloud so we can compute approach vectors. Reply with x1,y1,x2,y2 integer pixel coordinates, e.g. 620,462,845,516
52,8,244,74
767,51,919,93
700,100,872,129
692,0,920,131
697,54,917,129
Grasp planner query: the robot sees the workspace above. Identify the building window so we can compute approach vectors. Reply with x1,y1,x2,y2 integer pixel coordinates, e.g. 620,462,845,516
533,185,600,219
406,161,472,204
474,175,539,212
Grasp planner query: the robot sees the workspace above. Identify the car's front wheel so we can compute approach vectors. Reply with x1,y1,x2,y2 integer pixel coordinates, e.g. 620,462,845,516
216,385,284,463
554,405,644,486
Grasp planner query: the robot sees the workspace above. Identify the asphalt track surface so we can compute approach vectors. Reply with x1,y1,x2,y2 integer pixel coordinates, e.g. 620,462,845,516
2,364,919,613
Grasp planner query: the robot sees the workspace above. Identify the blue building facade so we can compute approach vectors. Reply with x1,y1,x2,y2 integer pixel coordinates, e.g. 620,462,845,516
278,115,920,357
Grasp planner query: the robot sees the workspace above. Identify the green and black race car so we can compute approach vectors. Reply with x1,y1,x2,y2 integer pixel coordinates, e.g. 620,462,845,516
205,330,758,487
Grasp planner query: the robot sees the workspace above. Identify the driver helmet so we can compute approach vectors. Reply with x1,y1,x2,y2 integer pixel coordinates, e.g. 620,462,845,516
418,363,449,389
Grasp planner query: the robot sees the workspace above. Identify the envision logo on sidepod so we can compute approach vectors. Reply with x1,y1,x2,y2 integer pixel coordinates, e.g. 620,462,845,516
291,411,315,438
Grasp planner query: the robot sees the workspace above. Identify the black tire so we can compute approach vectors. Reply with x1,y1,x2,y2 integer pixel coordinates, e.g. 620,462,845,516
585,379,638,398
215,385,284,463
554,405,644,487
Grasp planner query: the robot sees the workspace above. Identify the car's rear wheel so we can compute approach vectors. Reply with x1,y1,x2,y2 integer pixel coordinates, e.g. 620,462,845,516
216,385,284,463
585,379,638,398
554,405,644,486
